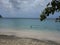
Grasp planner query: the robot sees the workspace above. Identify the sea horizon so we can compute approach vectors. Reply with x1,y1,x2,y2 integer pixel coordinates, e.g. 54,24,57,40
0,18,60,45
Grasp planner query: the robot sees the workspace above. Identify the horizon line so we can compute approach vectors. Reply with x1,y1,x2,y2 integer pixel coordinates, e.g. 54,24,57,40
0,17,56,19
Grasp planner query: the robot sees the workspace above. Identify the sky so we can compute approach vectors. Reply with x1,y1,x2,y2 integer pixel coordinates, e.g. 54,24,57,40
0,0,60,18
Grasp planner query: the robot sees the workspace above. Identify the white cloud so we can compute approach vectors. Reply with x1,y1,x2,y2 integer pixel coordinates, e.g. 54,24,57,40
0,0,52,17
0,0,12,9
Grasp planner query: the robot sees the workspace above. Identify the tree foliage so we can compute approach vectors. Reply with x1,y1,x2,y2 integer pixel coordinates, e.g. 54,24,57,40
40,0,60,21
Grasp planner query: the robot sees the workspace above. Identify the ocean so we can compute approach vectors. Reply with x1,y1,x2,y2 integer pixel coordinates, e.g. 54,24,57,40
0,18,60,31
0,18,60,42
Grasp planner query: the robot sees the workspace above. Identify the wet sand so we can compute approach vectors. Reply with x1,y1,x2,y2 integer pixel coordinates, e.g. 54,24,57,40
0,28,60,45
0,35,60,45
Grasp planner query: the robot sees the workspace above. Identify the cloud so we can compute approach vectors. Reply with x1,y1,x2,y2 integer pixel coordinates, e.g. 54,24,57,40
0,0,52,17
9,0,45,10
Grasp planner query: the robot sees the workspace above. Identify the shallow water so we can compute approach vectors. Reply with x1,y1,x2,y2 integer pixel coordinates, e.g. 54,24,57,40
0,18,60,31
0,18,60,42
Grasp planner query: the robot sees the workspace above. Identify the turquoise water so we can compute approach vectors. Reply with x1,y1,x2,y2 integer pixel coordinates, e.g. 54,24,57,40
0,18,60,31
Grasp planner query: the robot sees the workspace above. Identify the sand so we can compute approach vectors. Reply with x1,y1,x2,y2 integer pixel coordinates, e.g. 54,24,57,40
0,28,60,45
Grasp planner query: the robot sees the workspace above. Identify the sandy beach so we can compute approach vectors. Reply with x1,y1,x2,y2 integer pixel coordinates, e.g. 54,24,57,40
0,28,60,45
0,35,60,45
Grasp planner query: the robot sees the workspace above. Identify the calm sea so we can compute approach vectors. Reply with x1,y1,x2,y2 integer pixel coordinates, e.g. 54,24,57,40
0,18,60,32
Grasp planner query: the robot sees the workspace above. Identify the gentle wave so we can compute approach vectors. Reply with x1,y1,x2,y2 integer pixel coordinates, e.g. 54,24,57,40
0,28,60,43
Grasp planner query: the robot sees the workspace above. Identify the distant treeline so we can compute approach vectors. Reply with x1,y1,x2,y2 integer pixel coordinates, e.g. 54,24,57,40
0,15,2,18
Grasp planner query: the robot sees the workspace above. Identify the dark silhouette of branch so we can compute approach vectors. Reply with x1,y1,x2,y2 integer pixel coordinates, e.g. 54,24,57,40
40,0,60,21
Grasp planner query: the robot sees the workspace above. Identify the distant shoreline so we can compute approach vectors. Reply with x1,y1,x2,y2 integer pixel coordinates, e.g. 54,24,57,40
0,18,56,20
0,18,40,19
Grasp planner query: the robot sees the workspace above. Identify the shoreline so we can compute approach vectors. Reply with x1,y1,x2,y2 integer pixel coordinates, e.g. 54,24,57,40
0,28,60,45
0,34,60,45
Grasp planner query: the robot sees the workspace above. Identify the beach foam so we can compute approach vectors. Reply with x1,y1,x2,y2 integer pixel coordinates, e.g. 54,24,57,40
0,28,60,43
